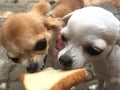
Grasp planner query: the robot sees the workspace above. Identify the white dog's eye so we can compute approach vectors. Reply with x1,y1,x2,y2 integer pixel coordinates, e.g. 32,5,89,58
34,38,47,51
86,46,103,56
61,35,67,42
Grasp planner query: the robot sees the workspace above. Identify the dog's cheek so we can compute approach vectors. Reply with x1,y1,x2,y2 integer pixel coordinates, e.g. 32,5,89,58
20,58,29,67
72,56,86,69
68,47,87,69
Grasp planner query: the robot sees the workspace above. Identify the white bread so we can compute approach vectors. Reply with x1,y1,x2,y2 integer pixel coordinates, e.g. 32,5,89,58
19,67,88,90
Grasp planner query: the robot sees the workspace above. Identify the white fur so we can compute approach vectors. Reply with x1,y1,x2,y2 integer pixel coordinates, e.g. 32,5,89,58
58,6,120,90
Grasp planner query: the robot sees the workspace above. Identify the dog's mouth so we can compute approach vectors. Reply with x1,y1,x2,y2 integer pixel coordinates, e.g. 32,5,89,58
62,66,72,70
26,55,48,73
53,27,64,58
40,55,47,70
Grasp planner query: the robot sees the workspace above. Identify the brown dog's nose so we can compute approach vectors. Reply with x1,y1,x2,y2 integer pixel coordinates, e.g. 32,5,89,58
59,55,73,68
26,63,38,73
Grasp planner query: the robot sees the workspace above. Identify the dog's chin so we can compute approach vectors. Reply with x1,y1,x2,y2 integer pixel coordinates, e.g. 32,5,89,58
64,62,86,70
72,63,88,70
60,64,84,70
60,66,72,70
38,54,48,70
61,66,84,70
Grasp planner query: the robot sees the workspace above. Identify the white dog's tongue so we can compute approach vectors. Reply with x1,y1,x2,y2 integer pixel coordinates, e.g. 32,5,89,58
53,36,64,58
52,26,64,58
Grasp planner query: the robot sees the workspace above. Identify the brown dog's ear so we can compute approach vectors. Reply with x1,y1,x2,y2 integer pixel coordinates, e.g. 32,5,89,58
3,11,14,18
61,12,73,26
83,0,107,6
44,17,63,30
110,0,120,7
31,0,51,15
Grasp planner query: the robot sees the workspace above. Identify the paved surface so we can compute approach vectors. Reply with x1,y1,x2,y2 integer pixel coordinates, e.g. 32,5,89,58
0,1,120,90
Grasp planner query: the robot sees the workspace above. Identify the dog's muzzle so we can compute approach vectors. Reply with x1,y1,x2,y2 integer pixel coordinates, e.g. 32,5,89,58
58,54,73,69
26,55,47,73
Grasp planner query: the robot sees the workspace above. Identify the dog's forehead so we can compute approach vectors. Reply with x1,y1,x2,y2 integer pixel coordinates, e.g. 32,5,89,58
64,6,120,39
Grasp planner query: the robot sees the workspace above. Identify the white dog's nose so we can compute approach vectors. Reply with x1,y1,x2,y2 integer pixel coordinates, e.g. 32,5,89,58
59,54,73,68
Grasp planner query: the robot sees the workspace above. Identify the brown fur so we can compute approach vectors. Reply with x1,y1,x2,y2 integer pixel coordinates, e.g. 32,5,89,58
83,0,107,6
49,0,84,18
48,0,107,18
1,0,63,71
48,0,120,18
110,0,120,7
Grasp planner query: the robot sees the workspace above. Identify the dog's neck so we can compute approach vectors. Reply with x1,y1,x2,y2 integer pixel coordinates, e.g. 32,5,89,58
92,59,120,80
92,59,120,89
92,45,120,88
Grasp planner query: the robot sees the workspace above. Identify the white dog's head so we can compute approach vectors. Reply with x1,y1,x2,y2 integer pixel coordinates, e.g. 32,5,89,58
58,6,120,69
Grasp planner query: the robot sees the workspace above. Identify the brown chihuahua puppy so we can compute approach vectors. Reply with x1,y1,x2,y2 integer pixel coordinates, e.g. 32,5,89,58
48,0,107,18
1,0,63,73
48,0,84,18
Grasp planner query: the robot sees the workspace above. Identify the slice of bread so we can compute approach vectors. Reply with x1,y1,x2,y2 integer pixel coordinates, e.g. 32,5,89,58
19,67,88,90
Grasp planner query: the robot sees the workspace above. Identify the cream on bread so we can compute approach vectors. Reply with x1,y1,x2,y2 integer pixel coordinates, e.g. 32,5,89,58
19,67,88,90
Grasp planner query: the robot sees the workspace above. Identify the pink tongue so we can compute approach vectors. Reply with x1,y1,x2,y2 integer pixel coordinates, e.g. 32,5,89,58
53,36,64,58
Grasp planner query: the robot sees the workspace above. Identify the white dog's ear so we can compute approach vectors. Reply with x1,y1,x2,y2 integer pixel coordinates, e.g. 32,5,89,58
3,11,14,18
107,43,120,63
116,39,120,46
61,12,73,26
115,29,120,46
107,29,120,60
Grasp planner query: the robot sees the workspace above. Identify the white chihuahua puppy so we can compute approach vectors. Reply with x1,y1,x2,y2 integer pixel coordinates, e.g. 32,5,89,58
58,6,120,90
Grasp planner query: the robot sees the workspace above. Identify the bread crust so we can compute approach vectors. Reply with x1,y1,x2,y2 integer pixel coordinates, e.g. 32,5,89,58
19,68,88,90
50,69,88,90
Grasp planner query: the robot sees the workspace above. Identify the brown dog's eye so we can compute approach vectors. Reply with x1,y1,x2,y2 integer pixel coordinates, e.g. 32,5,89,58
86,46,103,56
34,38,47,51
9,57,19,63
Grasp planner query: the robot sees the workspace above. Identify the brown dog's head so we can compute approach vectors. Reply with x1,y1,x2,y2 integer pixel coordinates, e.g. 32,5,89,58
1,1,63,73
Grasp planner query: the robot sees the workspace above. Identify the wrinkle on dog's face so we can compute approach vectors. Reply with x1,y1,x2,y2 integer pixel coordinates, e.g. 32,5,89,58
58,6,120,69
